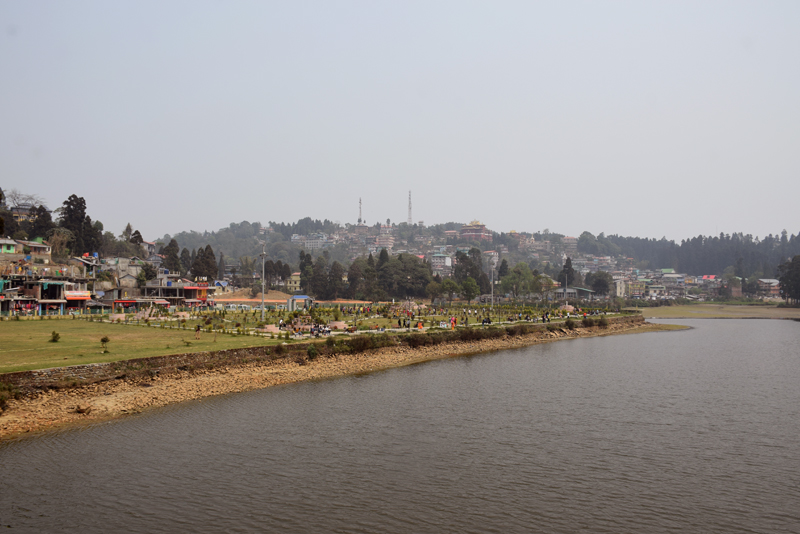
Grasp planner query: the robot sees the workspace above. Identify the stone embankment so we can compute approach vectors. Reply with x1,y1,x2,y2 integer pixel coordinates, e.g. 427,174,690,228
1,316,650,440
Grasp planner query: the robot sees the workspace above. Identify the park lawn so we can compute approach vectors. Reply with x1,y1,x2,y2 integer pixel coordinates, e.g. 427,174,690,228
641,304,800,319
0,320,283,374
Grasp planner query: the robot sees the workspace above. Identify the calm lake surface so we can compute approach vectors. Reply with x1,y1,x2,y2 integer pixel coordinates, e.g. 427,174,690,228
1,319,799,533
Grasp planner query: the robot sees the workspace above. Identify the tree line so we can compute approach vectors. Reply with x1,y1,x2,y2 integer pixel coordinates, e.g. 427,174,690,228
578,230,800,279
777,256,800,304
1,189,111,258
297,248,435,302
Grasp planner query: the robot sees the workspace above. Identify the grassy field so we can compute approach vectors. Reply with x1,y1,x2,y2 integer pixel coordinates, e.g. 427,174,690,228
0,320,284,374
2,306,632,374
641,304,800,319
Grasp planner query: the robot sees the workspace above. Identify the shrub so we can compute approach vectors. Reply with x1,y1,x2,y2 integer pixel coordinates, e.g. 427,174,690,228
49,330,60,343
581,317,595,328
406,333,433,348
307,344,318,360
101,336,110,351
565,319,576,330
459,327,504,342
339,333,394,353
274,344,285,355
0,382,22,412
506,324,535,337
348,335,375,353
599,316,609,328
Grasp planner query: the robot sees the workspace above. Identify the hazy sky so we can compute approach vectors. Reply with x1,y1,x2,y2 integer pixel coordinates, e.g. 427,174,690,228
2,1,798,242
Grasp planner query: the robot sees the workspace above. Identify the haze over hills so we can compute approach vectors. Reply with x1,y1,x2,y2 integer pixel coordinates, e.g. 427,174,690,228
3,187,798,282
160,217,800,281
3,187,800,304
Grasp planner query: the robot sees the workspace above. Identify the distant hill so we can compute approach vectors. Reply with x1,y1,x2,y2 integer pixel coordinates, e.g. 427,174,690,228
161,218,800,280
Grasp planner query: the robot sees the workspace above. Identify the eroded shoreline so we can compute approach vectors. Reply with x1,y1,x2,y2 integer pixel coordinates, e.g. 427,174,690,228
0,321,677,441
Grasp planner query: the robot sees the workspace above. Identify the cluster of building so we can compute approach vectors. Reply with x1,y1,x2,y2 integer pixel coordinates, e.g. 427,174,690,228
0,237,218,316
608,270,780,301
2,205,788,314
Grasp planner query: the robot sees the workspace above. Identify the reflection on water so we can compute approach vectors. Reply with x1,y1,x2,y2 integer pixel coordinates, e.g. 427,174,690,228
1,319,798,533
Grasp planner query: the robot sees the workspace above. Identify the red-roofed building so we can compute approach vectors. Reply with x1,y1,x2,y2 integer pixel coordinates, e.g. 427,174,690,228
460,221,493,243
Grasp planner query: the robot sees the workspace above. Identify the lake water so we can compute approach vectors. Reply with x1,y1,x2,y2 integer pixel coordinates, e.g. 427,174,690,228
1,319,798,533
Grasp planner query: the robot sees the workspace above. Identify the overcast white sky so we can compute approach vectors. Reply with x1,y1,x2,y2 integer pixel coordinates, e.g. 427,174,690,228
2,1,798,242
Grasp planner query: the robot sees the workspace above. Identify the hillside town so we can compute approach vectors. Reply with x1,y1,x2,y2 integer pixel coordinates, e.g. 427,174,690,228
2,189,797,316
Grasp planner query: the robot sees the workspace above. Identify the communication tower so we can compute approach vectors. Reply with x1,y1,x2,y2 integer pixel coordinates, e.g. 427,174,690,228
407,191,412,226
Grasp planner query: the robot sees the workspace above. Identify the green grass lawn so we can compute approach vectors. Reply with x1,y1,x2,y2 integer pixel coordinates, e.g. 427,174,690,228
1,305,626,374
0,319,284,374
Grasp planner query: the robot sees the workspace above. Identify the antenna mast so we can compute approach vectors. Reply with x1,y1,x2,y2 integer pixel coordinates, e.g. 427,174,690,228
407,191,412,225
358,198,362,224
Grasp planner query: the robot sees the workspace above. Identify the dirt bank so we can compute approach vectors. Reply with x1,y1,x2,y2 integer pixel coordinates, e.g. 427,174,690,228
0,320,672,441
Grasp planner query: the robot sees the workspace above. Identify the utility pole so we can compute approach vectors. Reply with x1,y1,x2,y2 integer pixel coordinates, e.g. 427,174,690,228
490,257,496,311
260,240,266,321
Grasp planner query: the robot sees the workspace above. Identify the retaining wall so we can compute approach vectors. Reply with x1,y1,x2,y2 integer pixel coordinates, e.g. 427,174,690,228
1,315,644,391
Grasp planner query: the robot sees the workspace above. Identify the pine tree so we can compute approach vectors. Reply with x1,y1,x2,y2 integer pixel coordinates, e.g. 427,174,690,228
328,261,345,300
347,262,362,298
378,248,390,268
163,239,181,273
264,260,275,287
180,248,192,273
558,257,576,287
29,205,55,240
82,215,102,253
218,253,226,280
202,245,217,280
310,255,328,297
191,248,205,279
298,251,314,292
121,222,133,241
497,259,510,279
59,194,87,254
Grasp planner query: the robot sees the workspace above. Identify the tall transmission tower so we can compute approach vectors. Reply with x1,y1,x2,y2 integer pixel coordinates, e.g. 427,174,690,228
407,191,412,225
358,198,362,224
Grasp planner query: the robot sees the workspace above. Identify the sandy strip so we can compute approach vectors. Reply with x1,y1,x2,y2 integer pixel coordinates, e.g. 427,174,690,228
0,321,675,441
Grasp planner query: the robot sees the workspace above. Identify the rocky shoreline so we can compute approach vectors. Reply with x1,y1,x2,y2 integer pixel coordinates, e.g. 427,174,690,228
0,319,668,441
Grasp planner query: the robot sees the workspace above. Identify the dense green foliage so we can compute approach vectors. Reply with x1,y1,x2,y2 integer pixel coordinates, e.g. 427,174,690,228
162,221,265,262
777,256,800,304
584,270,614,295
579,230,800,279
558,258,577,287
0,189,141,258
269,217,340,240
340,250,433,301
